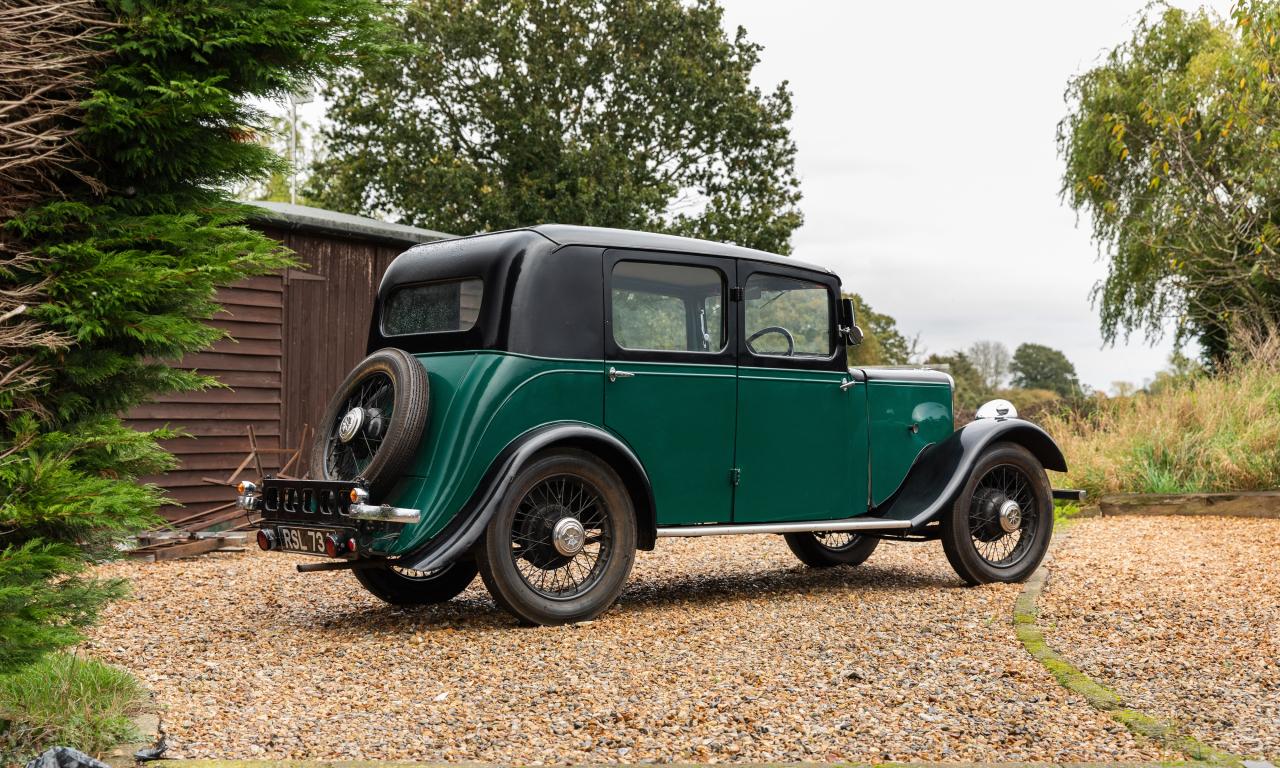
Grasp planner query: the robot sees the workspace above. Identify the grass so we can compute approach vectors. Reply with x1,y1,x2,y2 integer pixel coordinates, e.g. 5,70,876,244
0,653,146,764
1042,336,1280,501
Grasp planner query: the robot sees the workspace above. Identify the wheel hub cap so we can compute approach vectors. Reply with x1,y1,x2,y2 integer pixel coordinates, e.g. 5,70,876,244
552,517,586,556
337,407,365,443
998,499,1023,533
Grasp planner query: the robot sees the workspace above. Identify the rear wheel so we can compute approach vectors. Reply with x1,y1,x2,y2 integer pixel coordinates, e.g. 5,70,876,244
476,449,636,625
354,561,478,606
941,442,1053,585
784,531,879,568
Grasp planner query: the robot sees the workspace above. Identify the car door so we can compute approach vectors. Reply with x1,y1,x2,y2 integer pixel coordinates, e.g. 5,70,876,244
603,250,738,525
732,264,869,523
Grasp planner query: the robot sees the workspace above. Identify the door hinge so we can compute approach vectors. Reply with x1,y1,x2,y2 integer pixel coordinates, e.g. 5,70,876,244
729,286,744,302
729,467,741,486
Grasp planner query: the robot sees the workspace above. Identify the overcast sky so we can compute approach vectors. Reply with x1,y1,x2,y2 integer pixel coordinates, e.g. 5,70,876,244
716,0,1232,391
279,0,1233,391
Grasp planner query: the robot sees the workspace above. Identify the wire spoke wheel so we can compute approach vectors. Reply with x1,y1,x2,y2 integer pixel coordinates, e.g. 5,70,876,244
508,474,613,600
324,371,394,480
967,463,1039,568
813,531,859,551
391,566,441,580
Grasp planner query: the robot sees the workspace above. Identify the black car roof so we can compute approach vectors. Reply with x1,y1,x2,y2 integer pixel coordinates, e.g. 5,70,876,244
530,224,832,274
416,224,830,274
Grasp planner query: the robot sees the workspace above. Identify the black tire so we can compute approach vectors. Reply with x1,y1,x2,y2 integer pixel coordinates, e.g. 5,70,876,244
941,442,1053,585
476,449,636,626
310,348,428,498
353,560,478,606
784,531,879,568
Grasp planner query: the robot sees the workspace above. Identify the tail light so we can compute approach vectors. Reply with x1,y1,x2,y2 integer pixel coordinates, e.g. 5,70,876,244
256,529,276,551
323,533,348,558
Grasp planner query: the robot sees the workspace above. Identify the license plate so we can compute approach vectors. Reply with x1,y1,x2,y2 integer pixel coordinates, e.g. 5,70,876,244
277,526,330,555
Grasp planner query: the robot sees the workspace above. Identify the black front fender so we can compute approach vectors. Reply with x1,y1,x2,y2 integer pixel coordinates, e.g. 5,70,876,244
398,422,655,572
873,418,1067,529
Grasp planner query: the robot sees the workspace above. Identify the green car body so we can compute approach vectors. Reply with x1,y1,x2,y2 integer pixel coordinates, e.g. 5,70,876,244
246,224,1070,623
373,351,953,557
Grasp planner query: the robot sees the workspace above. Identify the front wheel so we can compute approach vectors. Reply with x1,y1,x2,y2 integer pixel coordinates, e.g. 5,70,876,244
941,442,1053,585
353,560,478,606
784,531,879,568
476,449,636,625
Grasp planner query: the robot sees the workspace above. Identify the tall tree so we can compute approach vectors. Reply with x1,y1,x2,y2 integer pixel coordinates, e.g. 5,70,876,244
310,0,803,253
967,340,1010,391
926,351,989,416
1,0,392,673
1009,343,1081,398
846,293,913,367
1059,2,1280,363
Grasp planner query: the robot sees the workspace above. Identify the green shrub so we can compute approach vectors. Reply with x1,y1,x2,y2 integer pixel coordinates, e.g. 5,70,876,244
0,654,145,764
1042,336,1280,498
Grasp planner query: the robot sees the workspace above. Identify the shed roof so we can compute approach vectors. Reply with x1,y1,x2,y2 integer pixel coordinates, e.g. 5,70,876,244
245,200,453,246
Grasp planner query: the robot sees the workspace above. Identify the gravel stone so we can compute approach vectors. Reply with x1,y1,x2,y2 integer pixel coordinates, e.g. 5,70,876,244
1040,516,1280,761
84,536,1169,763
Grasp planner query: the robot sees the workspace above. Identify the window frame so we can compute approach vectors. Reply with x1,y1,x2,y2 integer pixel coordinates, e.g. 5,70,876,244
736,262,844,372
379,276,485,338
603,249,737,366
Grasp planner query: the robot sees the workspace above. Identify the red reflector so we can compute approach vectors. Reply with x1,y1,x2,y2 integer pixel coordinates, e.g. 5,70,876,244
256,529,273,551
347,538,357,554
324,534,343,558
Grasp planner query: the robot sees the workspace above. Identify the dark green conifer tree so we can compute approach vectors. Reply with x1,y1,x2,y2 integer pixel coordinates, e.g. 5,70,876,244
0,0,393,672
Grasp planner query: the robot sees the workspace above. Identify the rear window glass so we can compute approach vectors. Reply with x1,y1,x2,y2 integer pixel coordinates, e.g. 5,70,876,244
382,278,483,336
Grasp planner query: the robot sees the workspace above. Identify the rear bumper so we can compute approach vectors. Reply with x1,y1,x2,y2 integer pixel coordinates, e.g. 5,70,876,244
237,478,420,525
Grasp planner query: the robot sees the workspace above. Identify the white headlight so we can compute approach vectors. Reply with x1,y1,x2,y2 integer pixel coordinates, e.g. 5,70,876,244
975,398,1018,421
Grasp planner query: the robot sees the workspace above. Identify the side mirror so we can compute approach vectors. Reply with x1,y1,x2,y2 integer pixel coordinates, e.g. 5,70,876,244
839,297,864,346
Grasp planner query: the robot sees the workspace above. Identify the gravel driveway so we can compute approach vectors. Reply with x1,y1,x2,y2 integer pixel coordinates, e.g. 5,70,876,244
1039,515,1280,761
86,534,1164,763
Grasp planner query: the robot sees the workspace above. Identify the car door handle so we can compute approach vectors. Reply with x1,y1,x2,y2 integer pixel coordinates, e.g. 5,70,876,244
608,366,635,382
839,378,858,391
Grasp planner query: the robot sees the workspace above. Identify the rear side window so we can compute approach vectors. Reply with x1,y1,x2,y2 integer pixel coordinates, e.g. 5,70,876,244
611,261,726,353
382,278,483,336
744,273,833,357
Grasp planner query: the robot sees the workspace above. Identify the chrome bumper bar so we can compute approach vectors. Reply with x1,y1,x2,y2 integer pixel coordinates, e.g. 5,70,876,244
347,502,421,524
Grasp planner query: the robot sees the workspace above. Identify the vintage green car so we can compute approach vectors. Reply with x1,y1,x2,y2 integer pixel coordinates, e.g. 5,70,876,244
236,225,1076,625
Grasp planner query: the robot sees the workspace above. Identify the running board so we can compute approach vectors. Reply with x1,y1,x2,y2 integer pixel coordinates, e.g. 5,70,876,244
655,517,912,538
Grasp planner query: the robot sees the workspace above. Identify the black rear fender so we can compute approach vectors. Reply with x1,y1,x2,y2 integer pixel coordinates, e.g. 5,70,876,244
398,422,655,572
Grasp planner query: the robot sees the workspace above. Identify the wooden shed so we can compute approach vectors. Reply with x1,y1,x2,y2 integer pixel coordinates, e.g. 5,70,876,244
127,202,451,521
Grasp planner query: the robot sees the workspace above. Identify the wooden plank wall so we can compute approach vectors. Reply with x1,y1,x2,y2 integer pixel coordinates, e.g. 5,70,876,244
129,274,285,520
279,231,405,465
126,225,411,521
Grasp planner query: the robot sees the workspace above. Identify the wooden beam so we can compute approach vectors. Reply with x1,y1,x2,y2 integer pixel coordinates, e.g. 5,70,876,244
1100,491,1280,519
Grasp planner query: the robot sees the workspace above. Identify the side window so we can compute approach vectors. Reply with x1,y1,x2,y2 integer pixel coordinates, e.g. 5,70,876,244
744,273,833,358
611,261,726,353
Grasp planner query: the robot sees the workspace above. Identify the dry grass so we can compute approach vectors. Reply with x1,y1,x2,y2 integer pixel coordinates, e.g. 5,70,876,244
1043,335,1280,498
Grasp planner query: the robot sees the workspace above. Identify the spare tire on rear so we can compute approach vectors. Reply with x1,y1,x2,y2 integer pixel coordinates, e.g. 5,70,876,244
310,348,429,498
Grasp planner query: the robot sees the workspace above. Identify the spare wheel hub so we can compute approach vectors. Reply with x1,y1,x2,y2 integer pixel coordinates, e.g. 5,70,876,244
338,407,365,443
